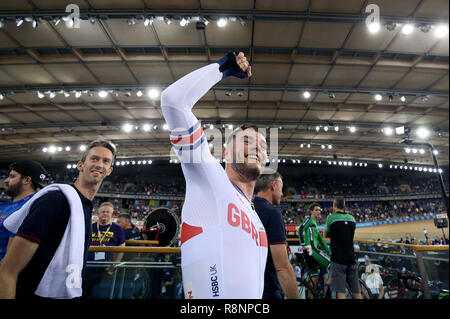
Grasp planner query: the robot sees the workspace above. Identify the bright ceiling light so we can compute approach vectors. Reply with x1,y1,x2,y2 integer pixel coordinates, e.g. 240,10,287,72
147,88,160,99
57,146,63,152
324,126,329,132
383,127,394,136
419,149,425,154
433,149,439,155
180,18,189,27
143,124,151,132
328,144,332,149
316,126,320,132
79,145,86,151
75,91,82,98
334,126,339,132
136,90,143,97
350,126,356,133
378,164,383,168
368,22,381,34
122,123,133,133
405,148,411,153
217,18,227,28
416,127,430,139
98,90,108,98
321,145,325,149
16,18,24,27
163,124,168,130
374,94,383,101
303,91,311,99
42,147,48,153
228,124,233,130
65,146,71,151
401,24,414,35
400,96,406,102
48,145,57,153
37,91,45,99
144,17,153,26
435,25,449,38
412,148,418,154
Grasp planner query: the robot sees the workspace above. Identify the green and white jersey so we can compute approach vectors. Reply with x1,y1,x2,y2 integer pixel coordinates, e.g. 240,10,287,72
325,212,356,266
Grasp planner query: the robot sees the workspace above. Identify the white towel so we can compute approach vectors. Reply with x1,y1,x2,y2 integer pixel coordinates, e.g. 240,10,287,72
4,184,86,299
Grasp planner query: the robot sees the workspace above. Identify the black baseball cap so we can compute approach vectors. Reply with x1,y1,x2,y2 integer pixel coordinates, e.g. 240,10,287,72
9,160,47,189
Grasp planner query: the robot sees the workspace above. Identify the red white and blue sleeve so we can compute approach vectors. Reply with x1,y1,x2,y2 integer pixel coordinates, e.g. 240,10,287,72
161,63,222,165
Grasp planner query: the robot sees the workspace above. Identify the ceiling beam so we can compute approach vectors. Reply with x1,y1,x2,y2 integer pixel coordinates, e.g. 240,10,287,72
0,10,448,25
1,84,447,98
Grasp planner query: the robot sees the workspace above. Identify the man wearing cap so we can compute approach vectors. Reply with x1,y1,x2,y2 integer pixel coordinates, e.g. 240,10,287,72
0,161,47,263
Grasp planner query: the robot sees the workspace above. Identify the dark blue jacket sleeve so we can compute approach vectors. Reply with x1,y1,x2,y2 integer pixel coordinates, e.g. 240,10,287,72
266,208,287,245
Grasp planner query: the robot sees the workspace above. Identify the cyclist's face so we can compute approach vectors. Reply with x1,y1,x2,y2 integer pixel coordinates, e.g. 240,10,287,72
312,206,321,220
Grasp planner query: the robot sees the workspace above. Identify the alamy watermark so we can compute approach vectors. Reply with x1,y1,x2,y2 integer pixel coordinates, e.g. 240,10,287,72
64,4,80,29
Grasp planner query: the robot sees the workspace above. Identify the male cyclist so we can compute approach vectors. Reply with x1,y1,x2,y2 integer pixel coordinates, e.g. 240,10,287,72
298,203,331,292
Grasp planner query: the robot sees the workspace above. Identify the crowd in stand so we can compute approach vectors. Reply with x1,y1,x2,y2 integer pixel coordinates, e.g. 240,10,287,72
1,167,447,227
1,167,447,198
285,199,445,226
282,173,448,197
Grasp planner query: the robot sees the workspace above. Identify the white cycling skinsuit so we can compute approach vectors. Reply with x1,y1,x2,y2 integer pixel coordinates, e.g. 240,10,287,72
160,59,268,299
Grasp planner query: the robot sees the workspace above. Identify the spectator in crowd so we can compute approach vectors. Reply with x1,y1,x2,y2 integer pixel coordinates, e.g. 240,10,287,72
325,197,362,299
254,172,300,299
0,139,115,299
0,161,47,263
363,263,384,299
83,201,125,299
423,227,429,240
116,213,143,242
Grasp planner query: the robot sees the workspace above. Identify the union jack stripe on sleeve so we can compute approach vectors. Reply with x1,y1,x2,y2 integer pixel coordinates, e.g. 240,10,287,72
169,121,205,151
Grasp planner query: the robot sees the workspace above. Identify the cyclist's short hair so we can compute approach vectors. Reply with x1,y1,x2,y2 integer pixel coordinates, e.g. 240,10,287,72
81,139,116,163
309,202,321,212
333,197,345,210
225,124,260,147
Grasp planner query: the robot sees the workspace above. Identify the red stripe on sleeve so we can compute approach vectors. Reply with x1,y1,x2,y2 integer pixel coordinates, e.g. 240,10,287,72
16,233,41,244
170,126,203,145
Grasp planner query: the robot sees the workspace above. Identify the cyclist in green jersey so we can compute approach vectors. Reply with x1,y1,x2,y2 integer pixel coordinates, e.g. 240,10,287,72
297,203,331,288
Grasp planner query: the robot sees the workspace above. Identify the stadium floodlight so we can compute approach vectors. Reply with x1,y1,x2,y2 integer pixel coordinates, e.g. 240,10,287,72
401,24,414,35
217,18,227,28
383,127,394,136
122,123,133,133
416,127,430,139
368,22,381,34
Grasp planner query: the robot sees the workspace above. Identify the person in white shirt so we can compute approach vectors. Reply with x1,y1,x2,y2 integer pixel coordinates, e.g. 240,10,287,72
161,51,269,299
363,264,384,299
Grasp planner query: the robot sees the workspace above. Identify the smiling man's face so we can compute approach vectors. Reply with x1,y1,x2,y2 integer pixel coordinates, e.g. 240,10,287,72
77,146,113,186
225,127,267,181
